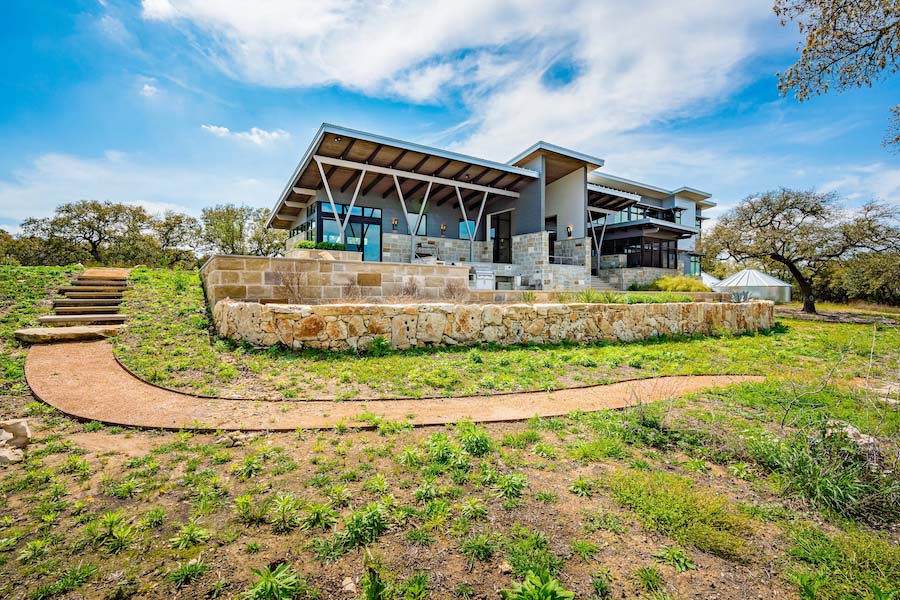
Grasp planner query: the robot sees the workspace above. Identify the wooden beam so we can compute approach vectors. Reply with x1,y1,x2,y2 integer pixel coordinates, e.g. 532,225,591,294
319,139,358,188
313,155,521,198
283,200,307,208
436,167,490,206
382,154,433,199
398,158,454,199
291,187,316,196
361,149,410,196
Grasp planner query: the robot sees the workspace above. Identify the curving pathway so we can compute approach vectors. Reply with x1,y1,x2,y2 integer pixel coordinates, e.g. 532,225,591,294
25,340,763,431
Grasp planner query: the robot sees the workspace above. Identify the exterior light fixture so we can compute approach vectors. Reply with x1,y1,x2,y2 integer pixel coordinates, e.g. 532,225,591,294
334,136,343,142
440,223,447,236
566,225,573,238
391,217,398,230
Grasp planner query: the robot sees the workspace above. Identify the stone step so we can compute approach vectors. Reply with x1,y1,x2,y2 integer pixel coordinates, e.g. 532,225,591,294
78,268,130,280
53,298,122,307
38,314,128,325
14,325,124,343
62,291,125,299
58,285,127,293
54,305,121,315
72,279,128,287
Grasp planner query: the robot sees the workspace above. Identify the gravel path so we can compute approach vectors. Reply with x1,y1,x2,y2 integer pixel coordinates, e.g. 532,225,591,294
26,340,763,431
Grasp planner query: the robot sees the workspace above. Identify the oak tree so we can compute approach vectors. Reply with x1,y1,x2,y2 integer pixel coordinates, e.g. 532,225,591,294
775,0,900,147
706,189,897,313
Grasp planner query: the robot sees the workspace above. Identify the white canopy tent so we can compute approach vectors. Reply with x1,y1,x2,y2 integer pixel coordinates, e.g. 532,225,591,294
714,268,792,302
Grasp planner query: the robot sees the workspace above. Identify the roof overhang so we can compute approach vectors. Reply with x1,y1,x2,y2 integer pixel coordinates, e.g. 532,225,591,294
587,183,640,212
510,141,604,185
267,123,539,229
589,172,714,206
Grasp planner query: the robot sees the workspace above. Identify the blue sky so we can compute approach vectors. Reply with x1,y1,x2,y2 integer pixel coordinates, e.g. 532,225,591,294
2,0,899,232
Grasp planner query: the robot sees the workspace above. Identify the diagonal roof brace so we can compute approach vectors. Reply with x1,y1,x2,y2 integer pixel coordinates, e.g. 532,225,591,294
313,155,521,198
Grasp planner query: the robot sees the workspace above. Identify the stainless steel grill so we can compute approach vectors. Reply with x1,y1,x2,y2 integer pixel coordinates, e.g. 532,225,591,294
469,267,495,290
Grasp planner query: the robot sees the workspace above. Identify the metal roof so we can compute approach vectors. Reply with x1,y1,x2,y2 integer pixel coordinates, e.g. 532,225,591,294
508,141,605,170
700,271,722,288
267,123,540,229
716,269,791,288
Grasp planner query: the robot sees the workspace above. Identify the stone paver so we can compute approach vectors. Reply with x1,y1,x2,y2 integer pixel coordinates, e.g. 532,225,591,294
26,340,762,431
15,325,124,343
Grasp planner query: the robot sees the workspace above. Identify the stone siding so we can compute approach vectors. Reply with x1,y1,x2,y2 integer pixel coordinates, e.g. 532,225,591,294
200,255,470,306
213,299,774,352
594,266,681,290
382,233,491,264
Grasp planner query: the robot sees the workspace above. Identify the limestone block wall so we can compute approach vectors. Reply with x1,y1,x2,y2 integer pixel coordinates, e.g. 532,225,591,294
200,255,470,306
382,233,491,264
595,266,681,290
213,298,774,352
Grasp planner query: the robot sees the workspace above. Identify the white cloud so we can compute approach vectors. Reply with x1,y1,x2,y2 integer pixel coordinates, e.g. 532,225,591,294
200,124,231,137
0,152,281,225
139,0,777,144
96,14,133,46
201,124,290,145
142,0,177,20
818,163,900,203
140,81,159,97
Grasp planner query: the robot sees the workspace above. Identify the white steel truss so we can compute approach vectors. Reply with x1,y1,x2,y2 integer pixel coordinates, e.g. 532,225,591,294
313,155,520,198
314,154,504,262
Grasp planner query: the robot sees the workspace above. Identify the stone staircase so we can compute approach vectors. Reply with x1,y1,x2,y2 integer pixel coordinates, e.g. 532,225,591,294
15,268,130,343
590,274,622,292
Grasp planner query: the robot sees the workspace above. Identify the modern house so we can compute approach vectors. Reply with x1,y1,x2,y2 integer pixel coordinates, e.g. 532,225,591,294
266,123,715,292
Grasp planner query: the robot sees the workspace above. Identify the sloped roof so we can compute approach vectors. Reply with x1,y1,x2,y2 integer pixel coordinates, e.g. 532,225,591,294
716,268,791,288
700,272,721,287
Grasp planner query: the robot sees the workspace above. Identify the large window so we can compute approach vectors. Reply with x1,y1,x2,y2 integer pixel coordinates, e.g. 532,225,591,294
315,201,382,261
459,219,476,239
406,213,427,235
689,255,701,276
608,205,682,225
600,236,678,269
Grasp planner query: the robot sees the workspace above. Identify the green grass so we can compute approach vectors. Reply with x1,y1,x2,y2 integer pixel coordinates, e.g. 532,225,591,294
113,268,900,400
603,469,752,561
787,526,900,599
4,265,900,600
0,265,78,395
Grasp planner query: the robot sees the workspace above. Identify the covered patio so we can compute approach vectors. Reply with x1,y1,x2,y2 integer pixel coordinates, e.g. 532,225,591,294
267,124,540,267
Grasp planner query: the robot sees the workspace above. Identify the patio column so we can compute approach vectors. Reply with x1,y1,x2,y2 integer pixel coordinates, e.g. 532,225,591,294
456,188,488,263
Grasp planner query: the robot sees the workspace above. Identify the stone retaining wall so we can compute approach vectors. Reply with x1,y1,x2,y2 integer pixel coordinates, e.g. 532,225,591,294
200,255,470,306
213,299,774,351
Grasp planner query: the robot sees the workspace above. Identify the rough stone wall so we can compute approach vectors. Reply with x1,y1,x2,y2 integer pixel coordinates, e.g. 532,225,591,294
200,255,470,306
213,298,774,352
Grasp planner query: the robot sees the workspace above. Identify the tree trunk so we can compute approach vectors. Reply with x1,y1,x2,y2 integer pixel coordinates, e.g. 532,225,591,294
800,284,816,314
775,256,816,314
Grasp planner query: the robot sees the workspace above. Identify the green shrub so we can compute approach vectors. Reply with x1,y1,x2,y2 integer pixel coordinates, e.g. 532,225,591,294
315,241,346,251
744,429,900,524
634,275,710,292
167,558,208,587
294,240,316,249
500,570,575,600
242,563,313,600
635,566,664,592
505,527,564,577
